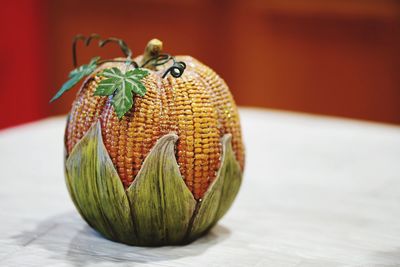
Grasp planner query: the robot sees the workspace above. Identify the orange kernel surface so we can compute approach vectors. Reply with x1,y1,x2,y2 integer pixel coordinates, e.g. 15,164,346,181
65,56,244,199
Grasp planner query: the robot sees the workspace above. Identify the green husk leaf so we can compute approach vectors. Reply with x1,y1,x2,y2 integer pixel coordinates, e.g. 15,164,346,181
215,135,243,221
126,134,197,246
64,121,242,245
50,57,100,102
188,134,242,240
65,120,136,244
94,67,150,119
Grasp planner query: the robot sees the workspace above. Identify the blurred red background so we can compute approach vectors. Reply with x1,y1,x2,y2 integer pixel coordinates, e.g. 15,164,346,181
1,0,399,129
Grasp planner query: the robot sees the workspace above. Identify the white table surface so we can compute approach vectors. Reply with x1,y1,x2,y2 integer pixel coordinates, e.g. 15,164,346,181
1,108,400,267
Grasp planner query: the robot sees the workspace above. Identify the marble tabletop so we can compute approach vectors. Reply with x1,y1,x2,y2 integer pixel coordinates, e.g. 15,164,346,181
1,108,400,267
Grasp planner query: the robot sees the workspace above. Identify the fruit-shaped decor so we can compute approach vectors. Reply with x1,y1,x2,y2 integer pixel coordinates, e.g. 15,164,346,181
52,34,245,246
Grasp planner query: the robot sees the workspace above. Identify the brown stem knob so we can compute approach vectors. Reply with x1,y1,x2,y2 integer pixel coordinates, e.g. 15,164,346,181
141,39,163,70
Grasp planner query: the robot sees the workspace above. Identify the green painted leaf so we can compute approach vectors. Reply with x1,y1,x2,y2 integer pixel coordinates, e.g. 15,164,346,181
188,134,242,240
125,68,150,84
50,57,100,102
126,77,147,97
126,134,197,246
65,120,136,244
93,78,118,95
111,83,133,118
95,67,150,119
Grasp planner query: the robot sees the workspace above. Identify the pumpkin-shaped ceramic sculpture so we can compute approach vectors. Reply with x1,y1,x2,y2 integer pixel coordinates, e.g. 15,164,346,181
56,35,244,246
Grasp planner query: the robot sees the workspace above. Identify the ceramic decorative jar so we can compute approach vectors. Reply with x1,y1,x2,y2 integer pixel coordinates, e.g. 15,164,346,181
52,35,245,246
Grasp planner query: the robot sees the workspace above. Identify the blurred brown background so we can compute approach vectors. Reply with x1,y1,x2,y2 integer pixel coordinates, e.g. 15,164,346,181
1,0,399,129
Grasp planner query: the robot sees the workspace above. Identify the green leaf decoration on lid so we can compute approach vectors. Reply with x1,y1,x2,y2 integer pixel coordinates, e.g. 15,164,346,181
50,35,184,121
50,57,100,102
94,67,150,119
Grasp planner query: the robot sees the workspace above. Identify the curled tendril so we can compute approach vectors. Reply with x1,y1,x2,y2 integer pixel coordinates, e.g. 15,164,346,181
71,34,185,78
163,61,186,78
84,33,101,46
98,37,132,59
141,54,171,68
72,34,100,67
72,34,131,67
141,54,186,78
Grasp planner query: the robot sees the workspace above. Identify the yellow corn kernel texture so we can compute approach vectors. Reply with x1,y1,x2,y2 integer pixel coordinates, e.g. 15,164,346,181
65,57,244,199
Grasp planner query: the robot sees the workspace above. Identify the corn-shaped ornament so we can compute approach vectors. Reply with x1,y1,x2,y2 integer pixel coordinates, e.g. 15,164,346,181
52,35,245,246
